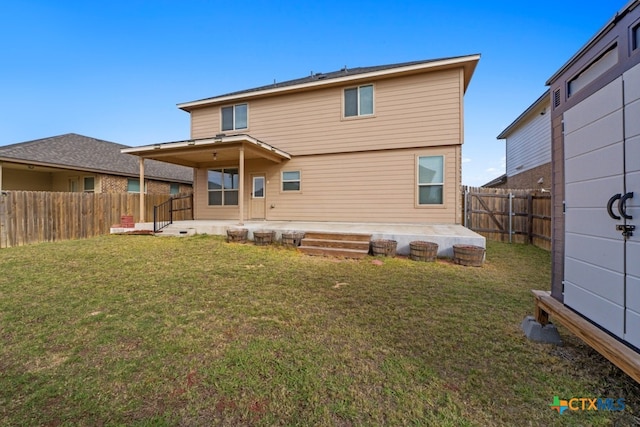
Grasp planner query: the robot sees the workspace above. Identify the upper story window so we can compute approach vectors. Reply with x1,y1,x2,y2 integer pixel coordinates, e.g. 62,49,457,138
417,156,444,205
344,84,374,117
633,23,640,51
221,104,248,131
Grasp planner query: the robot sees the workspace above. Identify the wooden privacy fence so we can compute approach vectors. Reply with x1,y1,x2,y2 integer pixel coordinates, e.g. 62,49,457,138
0,191,193,248
462,186,552,250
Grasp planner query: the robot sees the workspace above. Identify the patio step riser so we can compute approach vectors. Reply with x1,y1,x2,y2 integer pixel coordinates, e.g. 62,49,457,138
300,238,370,250
302,232,371,242
298,247,369,259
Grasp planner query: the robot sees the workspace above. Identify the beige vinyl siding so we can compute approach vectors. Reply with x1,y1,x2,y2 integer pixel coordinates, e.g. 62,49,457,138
2,168,52,191
190,69,463,156
193,146,461,224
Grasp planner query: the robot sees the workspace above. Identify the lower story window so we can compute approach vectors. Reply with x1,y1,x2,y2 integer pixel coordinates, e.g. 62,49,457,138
84,177,95,192
208,168,239,206
282,171,300,191
127,179,146,193
417,156,444,205
170,183,180,195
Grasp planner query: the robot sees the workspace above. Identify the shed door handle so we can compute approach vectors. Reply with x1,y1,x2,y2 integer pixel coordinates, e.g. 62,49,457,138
607,193,622,220
619,192,634,220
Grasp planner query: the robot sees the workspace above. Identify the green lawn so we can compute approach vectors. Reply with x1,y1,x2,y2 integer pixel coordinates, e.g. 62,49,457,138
0,235,638,426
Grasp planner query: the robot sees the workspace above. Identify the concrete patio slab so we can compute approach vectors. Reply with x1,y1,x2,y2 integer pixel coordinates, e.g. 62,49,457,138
130,220,485,257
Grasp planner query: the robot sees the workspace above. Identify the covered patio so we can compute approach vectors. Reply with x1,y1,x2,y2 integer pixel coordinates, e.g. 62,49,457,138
121,134,291,223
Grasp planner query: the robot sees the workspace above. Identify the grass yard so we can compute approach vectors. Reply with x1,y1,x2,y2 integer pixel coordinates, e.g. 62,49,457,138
0,235,638,426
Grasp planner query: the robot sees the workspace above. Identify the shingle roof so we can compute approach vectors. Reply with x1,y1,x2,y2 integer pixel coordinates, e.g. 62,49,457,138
0,133,193,183
183,55,479,105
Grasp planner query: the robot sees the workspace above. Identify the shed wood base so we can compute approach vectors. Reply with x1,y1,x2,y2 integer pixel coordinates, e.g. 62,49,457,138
532,290,640,384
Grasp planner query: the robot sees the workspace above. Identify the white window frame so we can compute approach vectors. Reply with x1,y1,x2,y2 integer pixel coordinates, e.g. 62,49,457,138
282,170,301,192
343,84,374,118
221,103,248,131
417,155,445,206
83,176,95,193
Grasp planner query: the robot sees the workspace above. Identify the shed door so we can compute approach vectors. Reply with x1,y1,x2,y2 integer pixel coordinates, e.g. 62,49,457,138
564,68,639,349
623,63,640,348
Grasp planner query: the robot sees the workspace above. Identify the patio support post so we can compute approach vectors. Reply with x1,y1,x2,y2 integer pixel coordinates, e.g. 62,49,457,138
0,162,3,191
139,157,145,223
238,147,245,225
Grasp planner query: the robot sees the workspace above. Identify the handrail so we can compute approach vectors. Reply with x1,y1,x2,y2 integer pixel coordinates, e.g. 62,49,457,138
153,194,193,233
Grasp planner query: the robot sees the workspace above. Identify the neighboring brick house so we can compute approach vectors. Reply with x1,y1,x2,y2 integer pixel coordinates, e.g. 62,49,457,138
486,92,551,190
0,134,192,194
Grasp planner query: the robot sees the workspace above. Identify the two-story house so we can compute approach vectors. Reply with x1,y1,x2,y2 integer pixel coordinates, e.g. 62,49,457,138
123,55,480,227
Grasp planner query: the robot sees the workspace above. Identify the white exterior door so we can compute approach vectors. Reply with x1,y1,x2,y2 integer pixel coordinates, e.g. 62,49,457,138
250,175,266,220
564,65,639,349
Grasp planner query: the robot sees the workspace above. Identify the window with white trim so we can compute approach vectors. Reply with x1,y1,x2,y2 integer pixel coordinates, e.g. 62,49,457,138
417,156,444,205
221,104,248,131
282,171,301,191
83,176,95,193
208,168,239,205
344,84,373,117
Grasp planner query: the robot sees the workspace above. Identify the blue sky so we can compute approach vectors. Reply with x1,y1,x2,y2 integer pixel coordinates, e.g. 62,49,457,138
0,1,623,186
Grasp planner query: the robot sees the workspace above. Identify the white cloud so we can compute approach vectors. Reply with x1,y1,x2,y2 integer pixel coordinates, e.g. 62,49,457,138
462,157,472,164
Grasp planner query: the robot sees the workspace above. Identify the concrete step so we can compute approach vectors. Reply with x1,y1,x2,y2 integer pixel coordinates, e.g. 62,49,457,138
298,231,371,258
298,246,369,259
300,238,370,250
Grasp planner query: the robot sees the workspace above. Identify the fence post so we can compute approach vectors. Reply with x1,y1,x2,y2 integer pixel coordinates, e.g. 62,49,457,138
463,187,469,228
508,192,513,244
0,191,6,249
528,193,534,244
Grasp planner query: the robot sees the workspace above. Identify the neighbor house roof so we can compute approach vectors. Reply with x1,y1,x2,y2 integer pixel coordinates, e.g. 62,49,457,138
0,133,193,183
178,54,481,111
496,91,550,140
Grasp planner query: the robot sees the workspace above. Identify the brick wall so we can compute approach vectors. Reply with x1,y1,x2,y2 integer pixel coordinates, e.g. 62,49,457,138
98,174,192,195
492,163,551,190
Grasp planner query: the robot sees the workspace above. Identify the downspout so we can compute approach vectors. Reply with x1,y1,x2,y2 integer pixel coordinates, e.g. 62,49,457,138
139,158,145,223
238,147,245,225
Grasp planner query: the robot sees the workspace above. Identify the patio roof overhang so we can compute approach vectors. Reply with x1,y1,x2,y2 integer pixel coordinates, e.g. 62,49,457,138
121,134,291,168
121,134,291,224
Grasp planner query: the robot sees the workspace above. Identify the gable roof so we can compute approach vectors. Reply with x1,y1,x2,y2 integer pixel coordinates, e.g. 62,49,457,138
496,91,550,140
0,133,192,183
178,54,480,111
